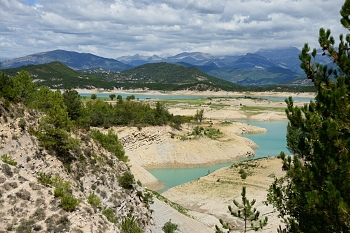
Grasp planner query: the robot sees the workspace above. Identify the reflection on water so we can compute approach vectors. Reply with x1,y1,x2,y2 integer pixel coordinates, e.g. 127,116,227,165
148,120,288,193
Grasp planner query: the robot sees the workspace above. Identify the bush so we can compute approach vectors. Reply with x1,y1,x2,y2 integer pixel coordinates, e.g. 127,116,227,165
162,219,178,233
88,193,101,207
91,129,127,162
118,172,134,189
54,186,66,198
102,208,117,224
120,216,142,233
37,172,53,186
60,194,81,212
239,168,248,179
18,118,26,130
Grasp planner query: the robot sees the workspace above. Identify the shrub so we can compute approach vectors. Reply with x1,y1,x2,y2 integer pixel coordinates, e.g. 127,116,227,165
239,168,248,179
120,216,142,233
60,194,81,212
102,208,117,224
91,129,127,162
118,172,134,189
88,193,101,207
54,186,66,198
37,172,53,186
162,219,178,233
18,118,26,130
142,191,154,208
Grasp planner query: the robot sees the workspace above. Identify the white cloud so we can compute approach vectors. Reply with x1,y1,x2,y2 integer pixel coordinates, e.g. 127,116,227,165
0,0,346,60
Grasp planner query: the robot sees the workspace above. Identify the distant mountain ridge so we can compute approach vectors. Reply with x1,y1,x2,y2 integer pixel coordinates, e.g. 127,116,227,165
1,61,241,91
1,49,131,71
1,47,331,86
2,62,114,89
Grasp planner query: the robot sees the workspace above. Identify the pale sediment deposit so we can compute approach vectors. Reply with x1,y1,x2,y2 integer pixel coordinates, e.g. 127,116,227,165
162,157,286,232
116,122,265,190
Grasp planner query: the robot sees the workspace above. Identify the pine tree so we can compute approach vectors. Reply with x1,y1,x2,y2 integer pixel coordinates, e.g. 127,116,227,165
216,186,268,233
267,1,350,232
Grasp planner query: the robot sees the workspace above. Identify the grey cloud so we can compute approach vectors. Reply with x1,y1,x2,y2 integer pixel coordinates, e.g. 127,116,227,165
0,0,346,61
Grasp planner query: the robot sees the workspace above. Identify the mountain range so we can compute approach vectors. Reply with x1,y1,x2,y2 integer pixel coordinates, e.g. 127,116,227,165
0,47,331,86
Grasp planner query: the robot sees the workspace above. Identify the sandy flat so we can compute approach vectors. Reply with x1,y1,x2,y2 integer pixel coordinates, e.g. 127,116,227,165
162,157,286,232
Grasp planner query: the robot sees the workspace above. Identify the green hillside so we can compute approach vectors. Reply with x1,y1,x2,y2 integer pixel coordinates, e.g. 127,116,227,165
2,62,114,89
112,62,242,91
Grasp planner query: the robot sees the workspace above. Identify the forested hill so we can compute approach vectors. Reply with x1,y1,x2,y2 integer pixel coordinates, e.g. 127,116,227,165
3,61,243,91
2,62,115,90
110,62,242,91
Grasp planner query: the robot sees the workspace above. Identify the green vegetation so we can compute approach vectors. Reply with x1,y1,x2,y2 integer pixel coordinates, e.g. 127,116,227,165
176,124,223,141
85,98,184,128
216,187,268,233
118,171,135,189
194,109,204,122
109,94,116,100
112,62,240,90
35,104,80,157
36,173,80,212
240,105,285,112
238,168,248,179
60,193,81,212
120,215,142,233
1,62,113,89
267,2,350,232
37,172,54,186
1,154,17,166
102,208,117,224
148,189,189,216
0,70,37,104
91,129,127,162
162,220,178,233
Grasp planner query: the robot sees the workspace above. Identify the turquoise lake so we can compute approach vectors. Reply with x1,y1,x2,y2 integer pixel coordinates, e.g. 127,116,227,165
148,120,288,193
79,93,313,102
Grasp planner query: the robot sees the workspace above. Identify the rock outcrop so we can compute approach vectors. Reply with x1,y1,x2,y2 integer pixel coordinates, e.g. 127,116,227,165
0,101,152,232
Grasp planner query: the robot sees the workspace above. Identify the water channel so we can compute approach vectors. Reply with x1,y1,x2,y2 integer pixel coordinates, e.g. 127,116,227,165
148,120,289,193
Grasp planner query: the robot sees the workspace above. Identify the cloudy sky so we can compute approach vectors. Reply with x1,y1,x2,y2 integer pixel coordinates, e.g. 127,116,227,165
0,0,346,61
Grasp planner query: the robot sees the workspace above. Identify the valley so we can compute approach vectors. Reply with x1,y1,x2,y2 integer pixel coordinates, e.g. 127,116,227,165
91,90,312,232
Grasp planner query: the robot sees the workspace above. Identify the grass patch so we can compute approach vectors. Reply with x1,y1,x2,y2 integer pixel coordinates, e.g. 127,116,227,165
88,193,101,207
1,154,17,166
240,106,285,112
102,208,117,224
209,103,230,109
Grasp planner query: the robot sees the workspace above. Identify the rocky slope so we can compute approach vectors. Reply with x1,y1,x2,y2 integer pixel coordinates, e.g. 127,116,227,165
0,101,152,232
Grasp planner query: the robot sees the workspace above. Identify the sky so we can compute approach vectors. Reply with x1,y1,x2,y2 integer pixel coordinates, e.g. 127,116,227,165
0,0,347,61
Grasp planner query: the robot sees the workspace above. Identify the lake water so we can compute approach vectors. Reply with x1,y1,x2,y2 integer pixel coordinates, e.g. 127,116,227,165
79,93,206,100
148,120,288,193
79,93,313,102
